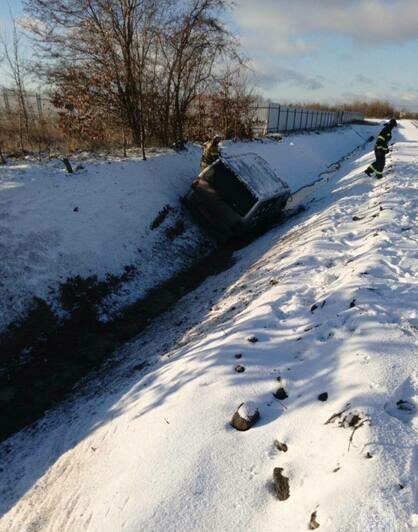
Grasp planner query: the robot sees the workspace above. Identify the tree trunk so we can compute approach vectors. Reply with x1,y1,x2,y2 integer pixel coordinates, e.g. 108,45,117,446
0,146,6,165
122,127,127,157
140,120,146,161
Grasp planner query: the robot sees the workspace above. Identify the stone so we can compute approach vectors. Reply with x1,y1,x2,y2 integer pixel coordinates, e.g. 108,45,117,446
309,511,320,529
273,467,290,500
318,392,328,402
274,440,288,452
231,402,260,431
273,387,288,400
234,365,245,373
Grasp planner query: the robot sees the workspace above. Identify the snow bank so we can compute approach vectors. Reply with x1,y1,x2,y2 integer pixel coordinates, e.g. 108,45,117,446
223,122,382,192
0,147,205,332
1,121,416,531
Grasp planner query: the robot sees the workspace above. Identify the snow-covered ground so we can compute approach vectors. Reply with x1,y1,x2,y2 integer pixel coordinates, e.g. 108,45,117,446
0,123,379,333
0,146,206,332
0,120,417,531
222,123,379,192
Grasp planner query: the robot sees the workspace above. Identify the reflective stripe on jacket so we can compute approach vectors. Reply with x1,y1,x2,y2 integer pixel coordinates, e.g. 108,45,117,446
375,126,392,152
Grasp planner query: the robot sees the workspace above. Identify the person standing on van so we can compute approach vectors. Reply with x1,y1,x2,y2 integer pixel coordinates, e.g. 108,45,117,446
365,118,397,178
200,135,222,171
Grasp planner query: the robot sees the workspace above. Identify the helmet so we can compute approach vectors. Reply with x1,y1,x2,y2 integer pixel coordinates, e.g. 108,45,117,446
389,118,397,128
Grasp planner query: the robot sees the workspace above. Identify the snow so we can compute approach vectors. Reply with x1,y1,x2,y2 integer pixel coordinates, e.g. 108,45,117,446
0,124,381,334
237,401,259,421
221,153,290,200
0,121,417,531
0,146,207,332
222,122,381,193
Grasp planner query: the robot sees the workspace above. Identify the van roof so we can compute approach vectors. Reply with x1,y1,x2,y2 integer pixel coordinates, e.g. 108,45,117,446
221,153,290,202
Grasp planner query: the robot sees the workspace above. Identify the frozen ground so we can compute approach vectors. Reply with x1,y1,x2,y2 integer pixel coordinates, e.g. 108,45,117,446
0,120,417,531
0,123,379,333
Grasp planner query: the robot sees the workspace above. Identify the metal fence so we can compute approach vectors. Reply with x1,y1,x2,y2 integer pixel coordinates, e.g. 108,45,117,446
0,88,365,139
253,103,364,135
0,88,56,120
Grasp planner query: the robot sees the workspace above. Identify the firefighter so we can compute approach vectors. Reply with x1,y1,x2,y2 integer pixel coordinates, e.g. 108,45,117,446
365,118,397,178
200,134,222,171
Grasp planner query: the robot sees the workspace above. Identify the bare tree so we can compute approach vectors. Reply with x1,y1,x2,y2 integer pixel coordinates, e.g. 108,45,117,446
24,0,163,158
1,17,31,152
158,0,236,145
210,63,256,139
24,0,239,152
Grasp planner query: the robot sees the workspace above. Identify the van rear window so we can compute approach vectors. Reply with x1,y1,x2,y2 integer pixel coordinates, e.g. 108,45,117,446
207,171,257,217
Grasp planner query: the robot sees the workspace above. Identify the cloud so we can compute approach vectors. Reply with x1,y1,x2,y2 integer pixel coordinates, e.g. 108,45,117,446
252,63,324,90
399,93,418,103
338,90,418,111
340,90,379,101
356,74,373,85
235,0,418,55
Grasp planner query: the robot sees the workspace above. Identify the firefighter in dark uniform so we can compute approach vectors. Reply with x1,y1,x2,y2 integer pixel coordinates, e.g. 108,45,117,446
365,118,397,178
200,135,222,171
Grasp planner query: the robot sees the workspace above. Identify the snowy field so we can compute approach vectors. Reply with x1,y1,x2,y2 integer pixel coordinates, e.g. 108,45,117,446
0,123,379,333
0,120,417,531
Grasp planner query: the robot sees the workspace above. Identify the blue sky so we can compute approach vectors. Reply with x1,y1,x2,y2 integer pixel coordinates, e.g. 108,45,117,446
233,0,418,111
1,0,418,110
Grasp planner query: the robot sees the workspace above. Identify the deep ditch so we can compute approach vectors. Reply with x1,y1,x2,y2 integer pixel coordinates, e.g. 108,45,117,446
0,130,374,442
0,244,237,441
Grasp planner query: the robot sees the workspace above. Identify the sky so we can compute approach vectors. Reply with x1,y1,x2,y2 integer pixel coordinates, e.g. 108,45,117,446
1,0,418,111
232,0,418,111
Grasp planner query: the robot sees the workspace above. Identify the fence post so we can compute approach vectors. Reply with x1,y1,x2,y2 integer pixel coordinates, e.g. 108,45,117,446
285,107,289,132
36,93,43,118
3,90,10,114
